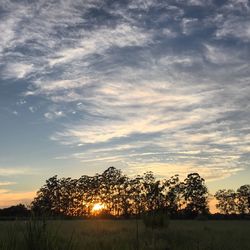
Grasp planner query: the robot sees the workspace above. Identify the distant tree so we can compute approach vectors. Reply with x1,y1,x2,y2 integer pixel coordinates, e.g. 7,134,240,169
0,204,30,217
181,173,209,216
236,185,250,215
214,189,236,214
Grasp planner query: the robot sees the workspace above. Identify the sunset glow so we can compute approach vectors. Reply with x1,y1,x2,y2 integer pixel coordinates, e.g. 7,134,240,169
92,203,105,213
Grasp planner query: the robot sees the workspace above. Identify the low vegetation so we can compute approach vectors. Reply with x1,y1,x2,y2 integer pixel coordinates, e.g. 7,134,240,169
0,219,250,250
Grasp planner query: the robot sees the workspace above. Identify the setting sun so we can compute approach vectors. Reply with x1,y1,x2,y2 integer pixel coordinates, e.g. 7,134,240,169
92,203,105,213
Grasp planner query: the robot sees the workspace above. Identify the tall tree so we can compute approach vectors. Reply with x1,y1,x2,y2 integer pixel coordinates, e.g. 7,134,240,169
142,172,164,211
215,189,236,214
181,173,209,216
236,185,250,215
32,175,61,215
163,175,182,215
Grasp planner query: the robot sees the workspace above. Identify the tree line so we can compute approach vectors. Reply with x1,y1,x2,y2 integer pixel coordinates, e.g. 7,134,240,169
31,167,209,218
215,186,250,215
29,166,243,218
1,167,249,218
0,204,30,218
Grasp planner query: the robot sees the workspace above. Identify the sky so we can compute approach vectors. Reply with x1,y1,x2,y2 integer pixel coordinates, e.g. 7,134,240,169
0,0,249,208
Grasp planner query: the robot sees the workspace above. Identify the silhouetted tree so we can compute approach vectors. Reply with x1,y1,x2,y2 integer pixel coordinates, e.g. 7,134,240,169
32,175,61,215
78,175,96,216
236,185,250,215
162,175,182,215
116,176,132,217
59,177,79,216
181,173,209,217
130,175,144,215
99,167,126,215
142,172,164,212
215,189,236,214
31,167,212,218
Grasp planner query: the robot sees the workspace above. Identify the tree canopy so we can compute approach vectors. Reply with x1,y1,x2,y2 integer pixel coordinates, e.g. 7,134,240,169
215,185,250,215
31,167,210,218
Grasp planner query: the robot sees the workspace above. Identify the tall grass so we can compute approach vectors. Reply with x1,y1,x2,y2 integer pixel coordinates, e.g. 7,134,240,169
0,219,250,250
0,222,18,250
23,218,77,250
0,217,77,250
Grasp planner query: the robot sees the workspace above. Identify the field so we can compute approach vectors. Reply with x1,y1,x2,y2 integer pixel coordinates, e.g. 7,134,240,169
0,219,250,250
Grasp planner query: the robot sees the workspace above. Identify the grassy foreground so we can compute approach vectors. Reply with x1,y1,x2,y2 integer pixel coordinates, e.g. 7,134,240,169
0,219,250,250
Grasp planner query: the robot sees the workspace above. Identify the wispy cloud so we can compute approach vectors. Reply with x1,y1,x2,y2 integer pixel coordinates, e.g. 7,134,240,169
2,63,34,79
0,182,16,186
0,167,36,176
0,0,249,183
48,24,151,67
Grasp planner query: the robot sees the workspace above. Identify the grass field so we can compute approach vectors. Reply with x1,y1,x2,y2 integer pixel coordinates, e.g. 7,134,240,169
0,219,250,250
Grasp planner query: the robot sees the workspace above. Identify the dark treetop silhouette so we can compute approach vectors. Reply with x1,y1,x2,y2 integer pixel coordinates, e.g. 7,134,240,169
31,167,210,218
1,167,249,218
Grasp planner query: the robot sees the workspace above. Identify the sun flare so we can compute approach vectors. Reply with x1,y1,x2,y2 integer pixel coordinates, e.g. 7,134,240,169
92,203,105,213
